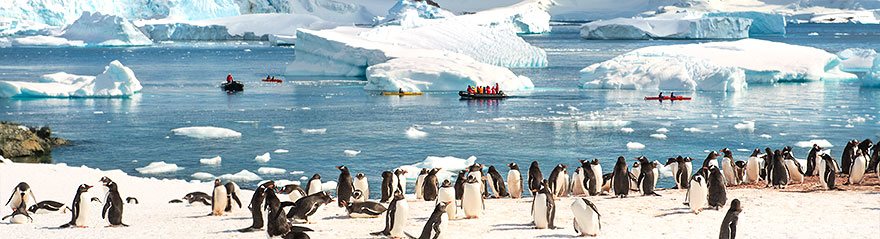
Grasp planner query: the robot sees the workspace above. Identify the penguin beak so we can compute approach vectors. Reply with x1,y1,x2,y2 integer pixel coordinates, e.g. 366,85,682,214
563,165,568,168
444,201,452,206
335,166,341,169
87,185,93,189
507,163,512,167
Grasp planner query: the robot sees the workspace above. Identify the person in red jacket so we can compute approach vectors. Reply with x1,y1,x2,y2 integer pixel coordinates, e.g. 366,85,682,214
227,74,233,83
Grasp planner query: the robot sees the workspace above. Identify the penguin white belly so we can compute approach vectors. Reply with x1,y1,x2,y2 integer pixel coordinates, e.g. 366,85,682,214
462,183,482,217
212,187,228,215
630,167,640,190
486,174,499,196
354,178,369,201
688,178,708,214
652,167,659,189
571,170,585,196
554,175,567,196
7,193,23,211
785,160,805,183
850,155,868,184
438,187,456,220
533,194,549,229
396,175,407,195
507,170,522,198
745,157,760,183
817,160,828,188
561,172,570,196
307,180,322,195
722,157,737,185
468,171,483,194
685,162,693,177
571,200,599,236
592,165,603,191
415,175,426,199
75,193,91,226
669,162,679,186
390,200,409,238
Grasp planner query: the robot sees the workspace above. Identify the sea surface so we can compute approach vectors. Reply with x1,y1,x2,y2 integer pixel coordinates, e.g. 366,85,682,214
1,24,879,196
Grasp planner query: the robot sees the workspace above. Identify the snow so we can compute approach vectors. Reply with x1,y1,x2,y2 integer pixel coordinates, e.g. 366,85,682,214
135,161,183,174
626,142,645,150
254,152,271,162
364,54,534,92
59,12,151,46
795,139,834,148
734,121,756,131
405,126,427,139
171,126,241,139
837,48,877,73
301,128,327,134
135,13,344,41
650,133,667,139
199,156,222,165
219,169,262,181
398,155,477,181
257,167,286,174
343,150,361,157
579,39,857,92
191,172,215,180
580,14,752,40
274,149,289,153
0,60,143,98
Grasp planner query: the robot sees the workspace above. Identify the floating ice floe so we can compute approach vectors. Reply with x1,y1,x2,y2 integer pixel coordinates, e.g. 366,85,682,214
272,126,285,129
398,155,477,182
344,150,361,157
199,156,221,165
301,128,327,134
191,172,215,180
759,134,772,139
93,111,103,114
862,55,880,87
258,167,286,174
136,13,344,42
0,60,142,98
810,11,880,24
136,161,182,174
795,139,834,148
837,48,877,73
220,170,262,181
172,126,241,139
274,149,289,153
575,120,630,128
290,171,304,175
580,13,752,40
734,121,755,131
579,39,857,92
255,153,271,163
656,128,669,133
430,121,442,125
650,134,667,139
620,127,634,133
322,181,338,192
299,176,308,180
626,142,645,150
405,127,427,139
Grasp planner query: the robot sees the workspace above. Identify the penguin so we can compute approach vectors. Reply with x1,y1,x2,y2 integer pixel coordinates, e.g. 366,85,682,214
806,144,823,176
466,163,486,198
59,184,92,228
720,148,739,186
762,148,774,181
570,166,586,196
769,150,790,188
29,200,70,214
437,180,456,220
860,139,875,171
102,181,128,227
2,193,32,224
394,169,407,196
630,161,641,191
211,179,228,216
847,149,869,185
454,170,467,201
407,201,450,239
531,179,556,229
870,142,880,174
547,164,569,198
707,166,727,209
611,156,630,198
584,159,603,196
125,197,139,204
285,192,333,223
687,167,709,214
305,174,323,196
600,173,614,195
486,166,508,198
340,190,387,218
636,156,660,196
353,173,369,202
665,158,680,189
423,168,441,201
782,150,806,184
676,156,692,189
734,161,746,185
336,165,354,207
527,161,543,196
280,184,306,203
560,167,571,197
718,199,743,239
817,154,838,190
224,182,242,212
239,181,274,232
381,171,394,203
5,182,36,211
415,168,428,200
744,149,763,184
703,151,721,169
183,192,212,206
264,186,313,239
100,176,113,197
841,139,857,174
578,160,598,196
371,191,408,238
462,175,484,219
506,163,523,199
571,198,601,237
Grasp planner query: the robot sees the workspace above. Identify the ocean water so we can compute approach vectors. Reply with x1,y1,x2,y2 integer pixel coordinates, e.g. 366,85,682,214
1,24,879,197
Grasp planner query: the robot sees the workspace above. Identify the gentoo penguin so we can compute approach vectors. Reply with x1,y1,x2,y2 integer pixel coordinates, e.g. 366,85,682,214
224,182,242,212
341,190,387,218
665,158,680,189
744,149,763,184
305,174,323,196
280,184,306,203
264,186,313,238
527,161,543,196
381,171,394,203
507,163,524,199
239,181,274,232
548,164,569,198
636,156,660,196
806,144,823,176
454,170,467,201
782,150,806,184
571,198,601,237
841,139,857,174
407,201,450,239
336,165,354,207
769,150,790,188
847,149,869,185
762,148,774,181
611,156,630,198
5,182,36,211
125,197,139,204
371,191,408,238
870,142,880,174
415,168,428,200
707,166,727,209
687,167,709,214
734,161,746,185
423,168,441,201
29,200,70,214
466,163,486,198
211,179,228,216
59,184,92,228
102,181,127,227
578,160,598,196
860,139,875,171
630,161,641,191
702,151,721,169
600,173,614,195
486,166,508,198
674,157,692,189
560,167,570,197
394,169,408,196
353,173,369,202
462,175,483,219
285,192,333,223
532,180,556,229
2,192,32,224
183,192,212,205
100,176,113,197
817,154,839,190
570,166,586,196
720,148,739,186
437,180,456,220
719,199,743,239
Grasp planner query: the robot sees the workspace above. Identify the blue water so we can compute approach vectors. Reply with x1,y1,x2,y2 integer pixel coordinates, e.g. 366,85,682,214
1,24,879,197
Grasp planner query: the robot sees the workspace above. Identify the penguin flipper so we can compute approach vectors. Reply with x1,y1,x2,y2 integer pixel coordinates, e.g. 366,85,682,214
101,200,111,219
59,223,72,228
404,232,418,239
5,189,13,206
232,193,242,208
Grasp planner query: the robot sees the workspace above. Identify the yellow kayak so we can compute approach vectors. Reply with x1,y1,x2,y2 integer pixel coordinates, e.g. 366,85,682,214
382,92,423,96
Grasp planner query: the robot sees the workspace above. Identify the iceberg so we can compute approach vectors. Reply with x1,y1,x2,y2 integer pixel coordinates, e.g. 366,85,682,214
398,155,477,181
238,0,377,24
0,60,143,98
837,48,877,73
795,139,834,148
374,0,455,27
405,127,427,139
626,142,645,150
580,14,752,40
703,11,786,35
199,156,222,165
254,152,271,162
579,39,857,92
135,13,344,41
0,0,240,26
191,172,215,180
862,56,880,87
301,128,327,134
10,35,83,46
257,167,286,174
343,150,360,156
60,12,152,46
171,126,242,139
219,169,262,181
136,161,183,174
364,54,534,92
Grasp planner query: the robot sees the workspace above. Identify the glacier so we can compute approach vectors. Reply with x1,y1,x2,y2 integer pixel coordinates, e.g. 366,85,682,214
0,0,241,26
0,60,143,98
579,39,857,92
702,11,786,35
61,12,152,46
136,13,344,41
837,48,877,73
580,14,752,40
237,0,377,24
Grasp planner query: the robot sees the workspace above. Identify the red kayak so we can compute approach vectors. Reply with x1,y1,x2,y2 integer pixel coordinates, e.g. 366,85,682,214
262,79,282,83
644,96,691,100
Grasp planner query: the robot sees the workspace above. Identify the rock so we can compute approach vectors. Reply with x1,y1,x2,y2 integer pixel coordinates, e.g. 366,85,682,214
0,121,69,159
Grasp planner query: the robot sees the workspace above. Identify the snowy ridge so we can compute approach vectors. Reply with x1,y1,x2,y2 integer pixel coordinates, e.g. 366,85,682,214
135,13,344,41
581,14,752,40
0,60,143,97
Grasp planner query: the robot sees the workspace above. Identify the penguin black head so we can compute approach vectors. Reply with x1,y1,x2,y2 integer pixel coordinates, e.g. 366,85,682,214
735,161,746,168
751,149,761,157
632,161,640,168
311,173,322,180
429,168,441,175
105,181,119,192
356,173,366,179
812,144,823,151
683,157,693,162
419,168,428,175
466,175,478,183
616,156,626,164
555,164,567,170
468,163,483,172
729,199,743,214
457,170,467,178
664,158,677,166
394,169,407,175
487,165,497,173
352,190,363,200
591,159,600,165
441,180,452,187
720,148,732,158
436,201,451,213
279,184,302,194
14,182,30,192
100,176,113,185
507,163,519,170
382,171,393,178
77,184,93,193
530,161,539,168
336,165,349,172
214,179,222,187
634,156,649,164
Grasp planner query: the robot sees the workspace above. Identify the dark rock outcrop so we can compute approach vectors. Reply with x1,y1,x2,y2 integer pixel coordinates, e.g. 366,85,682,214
0,122,69,159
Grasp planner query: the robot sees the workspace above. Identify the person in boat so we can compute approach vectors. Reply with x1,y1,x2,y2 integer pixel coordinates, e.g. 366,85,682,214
399,88,404,94
227,74,233,83
494,83,499,94
478,86,482,94
670,92,675,98
266,75,271,81
658,92,663,98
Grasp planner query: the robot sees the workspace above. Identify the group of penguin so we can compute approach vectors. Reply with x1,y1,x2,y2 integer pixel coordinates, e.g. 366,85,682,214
3,176,130,228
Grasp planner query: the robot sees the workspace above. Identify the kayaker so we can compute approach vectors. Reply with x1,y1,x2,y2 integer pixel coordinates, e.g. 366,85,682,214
271,76,276,81
399,88,404,94
494,83,499,93
670,92,675,98
658,92,663,98
227,74,233,83
266,75,270,80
